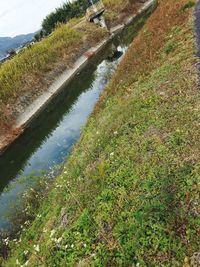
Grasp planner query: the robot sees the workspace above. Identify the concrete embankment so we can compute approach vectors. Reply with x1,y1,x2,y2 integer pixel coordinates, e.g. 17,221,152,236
0,0,156,154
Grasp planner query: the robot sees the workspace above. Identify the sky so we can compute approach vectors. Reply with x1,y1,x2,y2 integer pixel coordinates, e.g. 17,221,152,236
0,0,67,37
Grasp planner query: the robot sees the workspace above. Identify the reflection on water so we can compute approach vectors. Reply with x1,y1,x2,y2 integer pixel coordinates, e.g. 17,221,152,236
0,45,126,230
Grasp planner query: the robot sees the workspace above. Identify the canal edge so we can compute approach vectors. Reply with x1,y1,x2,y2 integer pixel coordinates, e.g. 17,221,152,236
0,0,157,155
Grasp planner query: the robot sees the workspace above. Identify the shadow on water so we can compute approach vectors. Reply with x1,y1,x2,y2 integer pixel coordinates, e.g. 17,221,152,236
0,59,99,191
0,5,156,231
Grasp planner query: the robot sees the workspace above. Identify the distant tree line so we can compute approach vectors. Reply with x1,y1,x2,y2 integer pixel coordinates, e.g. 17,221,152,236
35,0,99,40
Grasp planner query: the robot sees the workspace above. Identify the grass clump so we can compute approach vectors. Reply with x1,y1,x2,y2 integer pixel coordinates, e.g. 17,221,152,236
181,0,196,11
164,40,176,54
2,0,200,266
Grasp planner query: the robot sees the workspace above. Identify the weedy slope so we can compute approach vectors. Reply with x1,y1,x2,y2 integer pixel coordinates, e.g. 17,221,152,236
2,0,200,266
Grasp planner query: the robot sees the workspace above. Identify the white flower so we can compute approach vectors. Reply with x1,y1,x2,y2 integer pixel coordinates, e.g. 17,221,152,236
24,250,28,255
114,131,118,135
57,237,63,243
50,229,56,237
71,244,74,248
16,259,20,265
83,243,87,248
34,244,40,252
65,244,68,249
25,260,29,266
110,152,114,156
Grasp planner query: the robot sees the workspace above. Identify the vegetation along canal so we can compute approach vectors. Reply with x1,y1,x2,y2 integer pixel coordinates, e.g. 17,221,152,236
0,15,149,234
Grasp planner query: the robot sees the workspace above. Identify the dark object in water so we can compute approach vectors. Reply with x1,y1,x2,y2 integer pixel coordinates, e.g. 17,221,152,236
107,50,123,61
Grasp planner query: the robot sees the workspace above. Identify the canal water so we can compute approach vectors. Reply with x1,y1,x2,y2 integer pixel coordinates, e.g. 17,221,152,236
0,14,151,232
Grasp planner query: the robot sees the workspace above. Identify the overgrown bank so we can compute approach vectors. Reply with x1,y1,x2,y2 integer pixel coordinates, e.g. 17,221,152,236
0,21,106,148
2,0,200,266
0,0,144,153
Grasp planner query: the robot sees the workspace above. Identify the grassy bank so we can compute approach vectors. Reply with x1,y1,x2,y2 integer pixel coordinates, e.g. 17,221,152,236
2,0,200,266
0,0,142,148
103,0,142,28
0,20,106,132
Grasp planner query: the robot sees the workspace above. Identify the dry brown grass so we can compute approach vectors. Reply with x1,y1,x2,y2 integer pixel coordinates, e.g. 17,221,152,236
113,0,191,84
95,0,194,111
103,0,142,28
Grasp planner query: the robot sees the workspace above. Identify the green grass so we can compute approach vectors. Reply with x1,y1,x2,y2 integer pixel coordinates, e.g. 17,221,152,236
181,0,196,11
2,0,200,266
0,20,106,128
0,21,105,102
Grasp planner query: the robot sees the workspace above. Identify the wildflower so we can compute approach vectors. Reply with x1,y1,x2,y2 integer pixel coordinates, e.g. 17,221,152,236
50,229,56,237
34,244,40,252
83,243,87,248
110,152,114,156
57,237,63,243
24,260,29,266
71,244,74,248
114,131,118,135
4,237,9,245
24,250,28,255
16,259,20,265
65,244,68,249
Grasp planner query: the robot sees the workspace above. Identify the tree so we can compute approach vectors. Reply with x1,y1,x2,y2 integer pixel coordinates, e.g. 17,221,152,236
41,0,89,35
